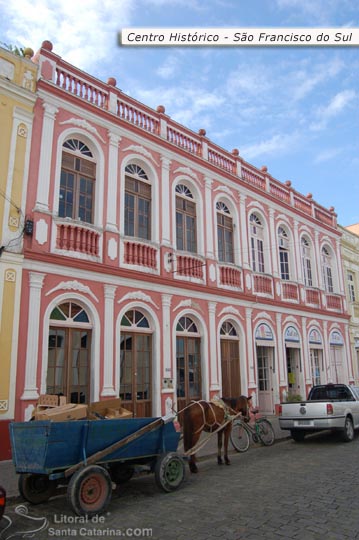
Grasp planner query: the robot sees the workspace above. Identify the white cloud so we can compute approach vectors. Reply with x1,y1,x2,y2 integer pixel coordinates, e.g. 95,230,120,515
240,133,300,160
314,148,342,163
0,0,134,70
310,89,357,131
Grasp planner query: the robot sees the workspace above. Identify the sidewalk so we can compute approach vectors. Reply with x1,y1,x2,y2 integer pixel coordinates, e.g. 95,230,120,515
0,416,289,499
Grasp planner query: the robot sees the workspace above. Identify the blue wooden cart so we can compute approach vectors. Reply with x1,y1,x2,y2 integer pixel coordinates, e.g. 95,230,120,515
10,415,185,516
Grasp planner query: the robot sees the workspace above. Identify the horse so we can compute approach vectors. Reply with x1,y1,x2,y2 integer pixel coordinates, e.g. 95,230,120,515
180,395,251,473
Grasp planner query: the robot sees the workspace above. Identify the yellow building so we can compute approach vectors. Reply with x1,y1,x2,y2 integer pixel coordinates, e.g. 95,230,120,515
0,45,37,459
340,225,359,384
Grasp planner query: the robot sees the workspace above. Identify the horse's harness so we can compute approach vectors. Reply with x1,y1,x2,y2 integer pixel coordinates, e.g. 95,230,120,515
191,398,240,434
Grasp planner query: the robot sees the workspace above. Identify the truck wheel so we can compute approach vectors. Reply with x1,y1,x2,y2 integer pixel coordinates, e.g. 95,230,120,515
18,473,57,504
290,430,306,442
67,465,112,516
342,417,354,442
154,452,185,492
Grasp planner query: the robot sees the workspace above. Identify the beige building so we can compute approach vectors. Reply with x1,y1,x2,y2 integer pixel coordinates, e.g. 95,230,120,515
340,224,359,383
0,45,37,458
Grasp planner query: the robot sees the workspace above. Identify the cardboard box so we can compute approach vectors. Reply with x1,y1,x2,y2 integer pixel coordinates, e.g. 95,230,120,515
34,403,88,422
88,398,122,417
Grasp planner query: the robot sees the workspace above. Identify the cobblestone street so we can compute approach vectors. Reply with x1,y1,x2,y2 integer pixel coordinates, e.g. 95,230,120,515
2,432,359,539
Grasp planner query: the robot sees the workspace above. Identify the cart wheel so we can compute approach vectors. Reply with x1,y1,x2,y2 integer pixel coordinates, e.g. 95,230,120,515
67,465,112,516
18,473,57,504
109,464,135,484
154,452,185,493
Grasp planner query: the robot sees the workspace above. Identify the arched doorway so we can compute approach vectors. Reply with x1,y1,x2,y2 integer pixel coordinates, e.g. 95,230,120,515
120,309,152,417
220,321,241,397
176,316,202,411
47,301,92,404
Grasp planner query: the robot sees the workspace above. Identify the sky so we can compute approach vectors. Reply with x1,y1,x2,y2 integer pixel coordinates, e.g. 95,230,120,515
0,0,358,226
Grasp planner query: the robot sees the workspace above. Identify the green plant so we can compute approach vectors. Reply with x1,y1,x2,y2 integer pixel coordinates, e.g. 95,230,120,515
1,42,25,56
285,392,303,402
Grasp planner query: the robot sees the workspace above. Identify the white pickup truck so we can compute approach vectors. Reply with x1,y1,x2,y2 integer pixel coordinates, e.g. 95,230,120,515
278,384,359,442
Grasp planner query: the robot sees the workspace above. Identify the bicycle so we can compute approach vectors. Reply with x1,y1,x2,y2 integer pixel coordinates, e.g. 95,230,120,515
230,409,275,452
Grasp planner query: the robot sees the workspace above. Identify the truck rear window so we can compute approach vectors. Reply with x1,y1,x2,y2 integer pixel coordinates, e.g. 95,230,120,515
309,386,353,400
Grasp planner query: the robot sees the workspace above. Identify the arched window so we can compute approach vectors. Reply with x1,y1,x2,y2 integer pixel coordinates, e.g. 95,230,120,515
278,226,290,280
120,309,152,417
47,301,92,404
301,236,313,287
176,316,201,409
176,184,197,253
250,213,264,273
124,164,151,240
322,246,334,292
59,139,96,223
216,202,234,263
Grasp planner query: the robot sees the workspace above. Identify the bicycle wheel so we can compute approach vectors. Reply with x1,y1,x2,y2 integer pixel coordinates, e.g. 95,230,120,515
230,421,250,452
257,419,275,446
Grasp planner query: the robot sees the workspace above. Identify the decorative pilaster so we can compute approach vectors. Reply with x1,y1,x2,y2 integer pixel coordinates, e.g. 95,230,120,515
323,321,331,383
301,317,312,384
293,220,301,282
21,272,45,400
106,133,121,232
161,158,171,246
205,178,214,259
246,308,256,387
276,313,286,385
239,194,249,268
162,294,172,377
208,302,219,390
269,209,278,276
101,285,117,397
35,103,58,212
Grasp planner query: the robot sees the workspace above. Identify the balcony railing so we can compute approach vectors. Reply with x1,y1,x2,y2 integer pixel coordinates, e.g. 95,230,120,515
305,288,321,307
253,274,273,296
124,240,157,269
56,222,100,256
219,265,242,288
281,282,299,302
176,254,204,279
326,293,342,312
37,45,337,230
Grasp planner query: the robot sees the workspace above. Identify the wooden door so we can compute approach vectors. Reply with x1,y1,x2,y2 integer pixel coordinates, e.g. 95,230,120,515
176,336,201,412
221,339,241,397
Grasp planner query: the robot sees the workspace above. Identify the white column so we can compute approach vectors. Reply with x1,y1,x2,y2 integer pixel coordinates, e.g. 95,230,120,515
269,208,278,276
293,219,301,282
162,294,172,376
301,317,312,384
106,133,121,232
314,230,322,289
209,301,219,390
161,157,171,246
101,284,117,397
323,321,332,383
276,313,286,385
246,308,256,387
239,193,249,268
21,272,45,400
34,102,58,212
205,177,214,259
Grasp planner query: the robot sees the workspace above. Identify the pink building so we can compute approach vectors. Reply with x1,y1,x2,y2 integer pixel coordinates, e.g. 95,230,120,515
12,42,352,443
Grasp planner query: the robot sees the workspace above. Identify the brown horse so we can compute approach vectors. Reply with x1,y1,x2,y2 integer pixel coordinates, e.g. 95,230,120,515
181,395,251,473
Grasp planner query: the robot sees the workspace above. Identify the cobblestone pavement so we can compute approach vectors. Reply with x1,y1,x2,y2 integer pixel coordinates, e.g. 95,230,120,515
1,432,359,540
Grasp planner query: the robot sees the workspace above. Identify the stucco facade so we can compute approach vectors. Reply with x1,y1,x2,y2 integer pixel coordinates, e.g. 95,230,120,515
1,42,351,458
0,46,37,458
340,225,359,383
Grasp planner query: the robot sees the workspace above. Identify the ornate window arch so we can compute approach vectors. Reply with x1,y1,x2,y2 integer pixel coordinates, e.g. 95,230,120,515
216,202,234,263
249,213,265,273
124,163,151,240
59,138,96,223
176,184,197,253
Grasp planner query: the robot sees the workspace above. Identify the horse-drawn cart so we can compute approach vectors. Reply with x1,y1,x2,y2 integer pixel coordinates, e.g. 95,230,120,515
10,415,185,516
